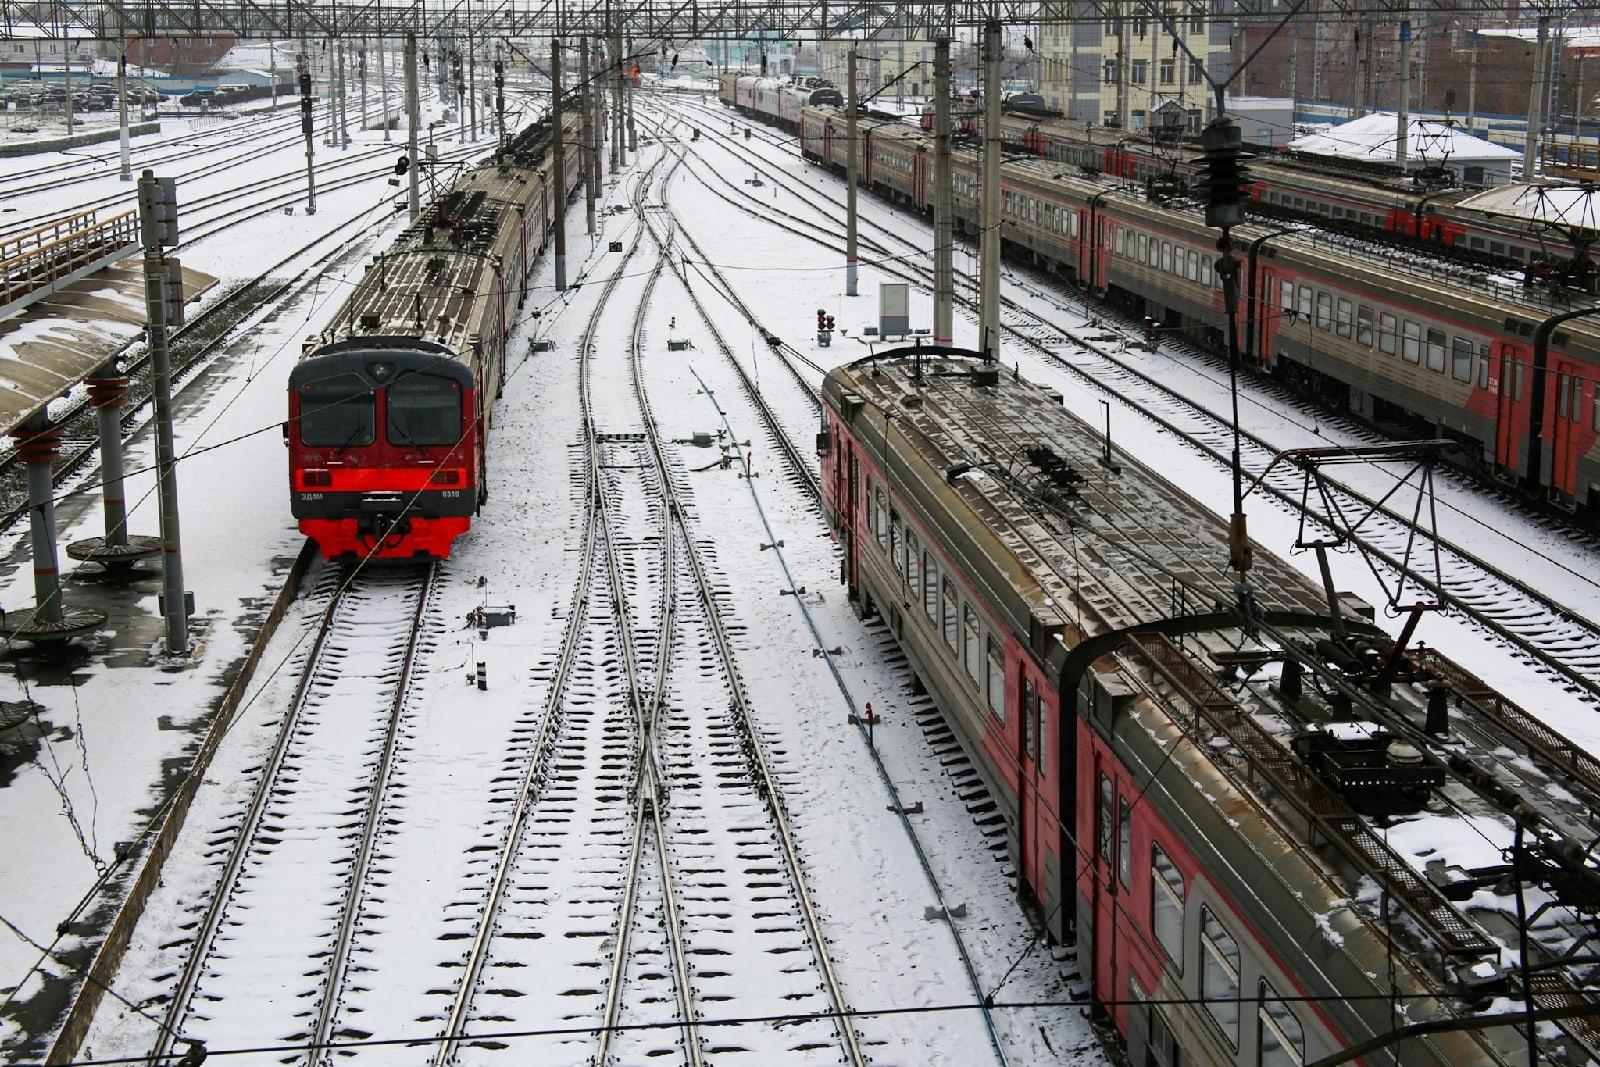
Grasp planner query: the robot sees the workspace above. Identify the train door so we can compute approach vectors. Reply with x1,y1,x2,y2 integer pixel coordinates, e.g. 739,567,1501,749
1091,761,1118,1007
861,129,873,186
1078,210,1092,281
1018,672,1046,914
823,120,835,168
1494,341,1524,474
913,154,929,211
843,441,859,588
1550,358,1585,496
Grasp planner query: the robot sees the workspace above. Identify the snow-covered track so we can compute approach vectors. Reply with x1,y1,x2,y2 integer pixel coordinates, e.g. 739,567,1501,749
666,97,1600,707
149,561,435,1064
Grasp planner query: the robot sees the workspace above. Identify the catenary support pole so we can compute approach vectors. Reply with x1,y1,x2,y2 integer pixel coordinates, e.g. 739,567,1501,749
118,36,131,181
137,171,189,657
468,25,478,140
381,25,392,140
271,37,278,109
406,31,420,219
338,39,350,146
846,48,859,296
360,42,368,132
613,31,626,169
1396,12,1411,168
553,40,567,291
494,43,505,147
979,19,1002,361
1117,5,1131,131
1466,20,1478,131
1525,14,1551,178
299,53,317,214
581,36,597,234
933,36,954,344
626,45,637,154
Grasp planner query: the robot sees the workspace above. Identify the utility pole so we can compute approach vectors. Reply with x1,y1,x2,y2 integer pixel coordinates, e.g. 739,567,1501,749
468,25,478,140
613,31,626,169
406,31,420,219
118,35,131,181
846,48,859,296
1117,7,1131,131
359,43,368,133
136,172,189,657
933,36,954,345
1466,20,1479,131
494,43,505,147
271,37,278,109
338,39,350,147
1289,26,1300,111
979,19,1002,361
553,39,567,291
1396,12,1411,168
1525,14,1551,178
381,25,391,141
581,36,597,235
298,53,317,214
627,41,637,155
1350,26,1363,118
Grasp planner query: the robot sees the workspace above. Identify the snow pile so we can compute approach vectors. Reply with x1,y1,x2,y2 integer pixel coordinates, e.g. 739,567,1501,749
1288,112,1519,164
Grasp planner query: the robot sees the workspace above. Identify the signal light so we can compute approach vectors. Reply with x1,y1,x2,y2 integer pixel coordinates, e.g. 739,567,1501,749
826,314,835,331
1192,118,1252,231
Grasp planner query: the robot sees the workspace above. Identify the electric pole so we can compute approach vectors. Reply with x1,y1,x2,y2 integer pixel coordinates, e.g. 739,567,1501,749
979,19,1002,361
406,31,420,219
298,53,317,214
1525,13,1551,177
136,172,190,657
846,48,859,296
118,36,131,181
581,36,598,232
553,39,567,291
933,36,954,344
1396,12,1411,168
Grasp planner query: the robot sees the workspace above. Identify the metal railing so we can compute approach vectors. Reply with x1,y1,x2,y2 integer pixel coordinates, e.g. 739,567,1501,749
0,208,139,314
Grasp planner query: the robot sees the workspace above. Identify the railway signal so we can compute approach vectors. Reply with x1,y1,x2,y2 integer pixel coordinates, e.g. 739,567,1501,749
1193,117,1251,231
817,308,834,347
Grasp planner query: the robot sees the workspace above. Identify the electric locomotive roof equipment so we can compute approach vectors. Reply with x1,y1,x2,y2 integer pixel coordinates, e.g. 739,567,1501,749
821,345,1600,1067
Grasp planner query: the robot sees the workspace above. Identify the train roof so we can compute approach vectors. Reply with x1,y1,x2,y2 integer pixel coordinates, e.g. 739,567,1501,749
824,347,1600,1060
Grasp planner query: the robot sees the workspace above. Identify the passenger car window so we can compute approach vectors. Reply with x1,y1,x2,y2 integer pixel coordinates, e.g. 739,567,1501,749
1452,337,1474,382
1152,844,1184,966
1258,980,1304,1067
963,604,981,683
1402,320,1421,363
300,373,375,447
1201,906,1242,1046
941,577,959,652
986,636,1006,718
1379,312,1398,355
1356,305,1374,347
1315,293,1332,330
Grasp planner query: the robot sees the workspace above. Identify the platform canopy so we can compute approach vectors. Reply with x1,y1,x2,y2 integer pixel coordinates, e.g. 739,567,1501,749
1456,183,1600,234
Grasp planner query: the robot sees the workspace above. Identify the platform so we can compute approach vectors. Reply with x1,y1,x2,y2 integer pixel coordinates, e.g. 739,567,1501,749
0,256,217,440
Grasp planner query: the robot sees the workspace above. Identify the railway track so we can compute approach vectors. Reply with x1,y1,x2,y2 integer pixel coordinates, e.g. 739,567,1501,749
659,96,1600,706
148,562,435,1064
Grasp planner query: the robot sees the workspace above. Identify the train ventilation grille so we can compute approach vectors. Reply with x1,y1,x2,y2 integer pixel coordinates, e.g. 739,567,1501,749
1025,445,1083,496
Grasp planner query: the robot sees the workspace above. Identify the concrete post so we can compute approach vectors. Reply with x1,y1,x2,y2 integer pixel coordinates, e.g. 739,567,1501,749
91,379,129,545
1117,6,1130,131
846,48,859,296
359,42,368,133
1396,14,1411,168
118,36,131,181
1466,22,1478,131
979,19,1002,361
468,27,478,140
338,39,350,147
406,32,421,219
1525,15,1551,178
553,40,567,291
614,32,626,169
14,422,64,626
381,28,392,140
627,46,637,154
581,36,598,235
299,53,317,215
933,37,954,344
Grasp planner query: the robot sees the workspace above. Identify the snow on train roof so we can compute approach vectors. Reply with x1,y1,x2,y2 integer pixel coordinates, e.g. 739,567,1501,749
1288,112,1519,165
1456,183,1600,231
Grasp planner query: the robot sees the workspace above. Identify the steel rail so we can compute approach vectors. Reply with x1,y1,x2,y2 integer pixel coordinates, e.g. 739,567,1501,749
309,566,438,1066
621,133,868,1067
429,153,667,1067
675,96,1600,706
149,563,435,1065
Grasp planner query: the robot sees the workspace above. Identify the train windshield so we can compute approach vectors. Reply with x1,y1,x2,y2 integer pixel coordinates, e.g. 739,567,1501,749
386,371,462,447
299,373,375,447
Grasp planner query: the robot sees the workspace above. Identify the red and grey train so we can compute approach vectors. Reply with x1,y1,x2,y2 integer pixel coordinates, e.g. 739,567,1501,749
822,346,1600,1067
721,80,1600,516
286,114,581,559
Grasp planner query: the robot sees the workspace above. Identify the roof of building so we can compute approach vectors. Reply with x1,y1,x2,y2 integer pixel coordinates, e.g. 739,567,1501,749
1456,182,1600,230
1288,112,1520,165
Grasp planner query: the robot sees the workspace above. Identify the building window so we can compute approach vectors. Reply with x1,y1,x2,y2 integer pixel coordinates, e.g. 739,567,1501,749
1259,980,1305,1067
962,603,981,683
941,577,959,652
1117,796,1132,887
1452,337,1474,382
1379,312,1398,355
922,551,938,623
1132,58,1148,84
1189,57,1205,83
1159,57,1175,84
1104,59,1117,84
1402,319,1422,363
1152,844,1184,965
1190,6,1206,33
1201,907,1242,1047
986,636,1006,719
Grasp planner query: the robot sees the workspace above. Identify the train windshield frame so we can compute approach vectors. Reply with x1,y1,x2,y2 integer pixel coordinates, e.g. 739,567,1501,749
385,370,463,447
299,373,376,447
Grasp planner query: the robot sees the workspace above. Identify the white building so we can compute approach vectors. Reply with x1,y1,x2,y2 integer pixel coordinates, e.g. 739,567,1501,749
1289,112,1522,186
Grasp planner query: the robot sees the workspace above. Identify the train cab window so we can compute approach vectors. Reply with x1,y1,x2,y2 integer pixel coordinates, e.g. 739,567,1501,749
1152,844,1184,966
386,371,462,446
986,636,1006,719
299,373,375,447
1297,286,1312,321
1117,796,1132,888
1571,376,1583,422
941,577,960,653
1379,313,1398,355
1201,907,1242,1047
1402,320,1422,363
962,604,982,684
1452,337,1474,382
1356,305,1374,347
1335,298,1352,338
906,529,920,590
1426,328,1447,373
1315,293,1332,331
1258,980,1305,1067
922,551,939,623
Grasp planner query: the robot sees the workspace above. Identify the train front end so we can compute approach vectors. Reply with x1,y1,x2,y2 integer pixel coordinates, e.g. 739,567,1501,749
288,339,477,560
